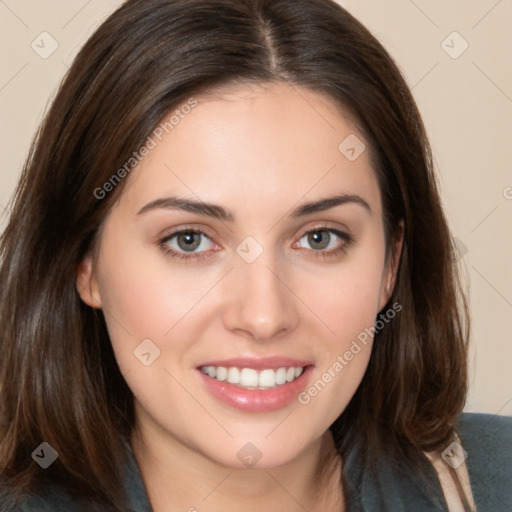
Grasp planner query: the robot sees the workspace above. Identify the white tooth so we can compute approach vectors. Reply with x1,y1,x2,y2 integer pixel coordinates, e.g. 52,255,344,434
294,367,303,378
216,366,227,381
259,369,276,387
240,368,259,387
275,367,287,385
227,367,240,384
286,367,295,382
201,366,209,374
207,366,216,378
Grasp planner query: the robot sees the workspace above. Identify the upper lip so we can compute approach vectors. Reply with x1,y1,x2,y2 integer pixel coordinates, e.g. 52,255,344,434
197,357,313,370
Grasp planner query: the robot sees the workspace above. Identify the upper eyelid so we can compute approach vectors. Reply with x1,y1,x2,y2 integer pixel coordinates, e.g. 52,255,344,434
162,224,348,237
301,225,346,235
160,224,215,241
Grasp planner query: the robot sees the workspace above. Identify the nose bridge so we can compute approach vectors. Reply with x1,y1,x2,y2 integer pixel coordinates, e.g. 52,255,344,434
222,249,299,340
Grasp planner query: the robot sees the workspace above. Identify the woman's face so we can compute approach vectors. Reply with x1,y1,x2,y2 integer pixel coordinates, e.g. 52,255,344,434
78,82,401,469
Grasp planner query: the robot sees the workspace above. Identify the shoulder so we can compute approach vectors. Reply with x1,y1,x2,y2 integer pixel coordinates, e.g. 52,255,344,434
0,480,128,512
456,412,512,461
456,412,512,510
0,478,105,512
0,480,76,512
0,443,150,512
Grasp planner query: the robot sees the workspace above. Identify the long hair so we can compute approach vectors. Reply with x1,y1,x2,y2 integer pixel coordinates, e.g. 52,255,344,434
0,0,469,509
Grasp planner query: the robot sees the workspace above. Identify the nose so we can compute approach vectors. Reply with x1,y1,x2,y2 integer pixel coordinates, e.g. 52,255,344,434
222,256,300,341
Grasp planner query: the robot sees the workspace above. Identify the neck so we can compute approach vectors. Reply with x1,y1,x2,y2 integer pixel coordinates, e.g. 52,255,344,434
131,416,344,512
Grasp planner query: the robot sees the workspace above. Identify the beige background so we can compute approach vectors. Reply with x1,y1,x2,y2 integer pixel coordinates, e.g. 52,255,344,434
0,1,510,415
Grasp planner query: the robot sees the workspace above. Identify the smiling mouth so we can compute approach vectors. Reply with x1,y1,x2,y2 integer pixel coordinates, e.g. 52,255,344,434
200,365,306,390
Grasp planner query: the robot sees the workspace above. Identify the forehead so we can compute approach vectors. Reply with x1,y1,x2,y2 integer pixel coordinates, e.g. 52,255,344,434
116,82,382,219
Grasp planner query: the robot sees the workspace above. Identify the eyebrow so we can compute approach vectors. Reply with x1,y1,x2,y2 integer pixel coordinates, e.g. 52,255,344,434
291,194,371,217
136,193,371,220
137,196,235,221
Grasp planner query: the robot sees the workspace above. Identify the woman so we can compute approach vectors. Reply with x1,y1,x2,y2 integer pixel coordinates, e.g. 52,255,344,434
0,0,510,510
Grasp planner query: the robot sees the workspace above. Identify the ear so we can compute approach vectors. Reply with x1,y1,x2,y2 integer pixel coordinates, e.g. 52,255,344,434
378,220,404,311
76,253,102,309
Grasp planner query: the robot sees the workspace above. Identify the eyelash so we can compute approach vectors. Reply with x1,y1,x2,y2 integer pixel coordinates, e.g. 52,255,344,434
158,224,355,262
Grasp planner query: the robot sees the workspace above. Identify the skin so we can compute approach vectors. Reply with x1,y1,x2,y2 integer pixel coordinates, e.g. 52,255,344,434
77,82,403,511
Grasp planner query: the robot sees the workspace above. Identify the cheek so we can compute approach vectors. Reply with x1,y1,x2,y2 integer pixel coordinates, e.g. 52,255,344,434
299,252,386,341
310,272,380,332
95,238,223,372
290,248,386,421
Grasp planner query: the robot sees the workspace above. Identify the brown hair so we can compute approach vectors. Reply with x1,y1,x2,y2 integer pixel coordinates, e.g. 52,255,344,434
0,0,470,509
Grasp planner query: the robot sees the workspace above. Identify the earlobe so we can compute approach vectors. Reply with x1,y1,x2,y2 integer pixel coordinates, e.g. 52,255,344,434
76,254,102,309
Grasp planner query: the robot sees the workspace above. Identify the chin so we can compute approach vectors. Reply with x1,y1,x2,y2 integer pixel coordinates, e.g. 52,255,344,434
197,432,315,470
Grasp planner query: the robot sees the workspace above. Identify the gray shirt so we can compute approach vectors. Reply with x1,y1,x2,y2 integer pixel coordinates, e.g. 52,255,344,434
2,413,511,511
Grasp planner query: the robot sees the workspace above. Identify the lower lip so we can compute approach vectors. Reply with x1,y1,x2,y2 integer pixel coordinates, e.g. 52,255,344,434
198,366,313,413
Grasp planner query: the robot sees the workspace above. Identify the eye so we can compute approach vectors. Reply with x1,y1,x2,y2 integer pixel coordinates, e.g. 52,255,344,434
159,228,216,261
295,227,354,257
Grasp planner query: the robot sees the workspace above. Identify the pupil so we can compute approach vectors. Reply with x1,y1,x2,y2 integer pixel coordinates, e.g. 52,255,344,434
178,232,200,251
